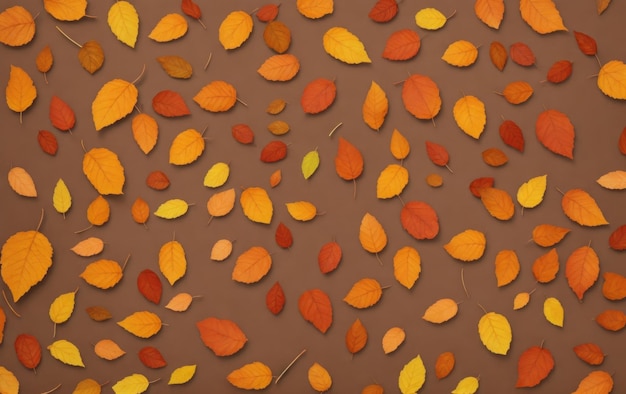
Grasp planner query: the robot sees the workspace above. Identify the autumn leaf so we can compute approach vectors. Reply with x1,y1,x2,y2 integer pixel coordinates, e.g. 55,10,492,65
513,292,531,310
423,298,459,323
152,90,191,117
369,0,398,22
402,74,441,120
474,0,504,29
132,113,159,154
547,60,573,84
297,0,333,19
80,259,123,289
398,355,426,393
481,187,515,220
323,26,371,64
516,345,554,387
7,167,37,198
137,269,162,304
415,8,448,30
535,109,575,159
502,81,533,104
318,241,342,274
452,376,479,394
343,278,383,309
435,351,455,379
442,40,478,67
149,13,187,42
499,120,525,152
107,1,139,48
240,186,273,224
489,41,507,71
169,129,205,165
598,61,626,100
346,318,368,354
232,246,272,284
393,246,421,289
0,6,36,46
231,123,255,145
301,149,320,180
219,11,253,49
495,250,520,287
158,240,186,286
15,333,41,370
517,174,547,209
382,327,405,354
377,164,409,199
573,371,614,394
286,201,317,222
309,362,332,392
482,148,508,167
77,40,105,74
131,197,150,225
210,239,233,262
565,246,599,301
6,65,37,122
478,311,512,355
44,0,86,21
118,311,162,339
301,78,336,114
38,130,58,156
335,137,364,182
0,367,19,394
207,188,236,219
573,31,597,56
169,364,197,385
194,80,238,112
260,140,287,162
157,55,192,79
204,162,230,188
196,317,248,356
154,199,189,219
112,374,149,394
544,297,564,327
298,289,333,333
597,0,611,14
164,292,194,312
382,29,420,61
91,75,140,131
359,213,387,256
444,229,486,262
532,224,570,247
257,4,279,22
519,0,567,34
139,346,167,369
181,0,203,24
401,201,440,240
73,378,102,393
597,170,626,190
362,81,388,131
95,339,126,360
425,140,451,169
85,306,112,322
267,120,290,136
266,281,285,315
49,95,75,132
603,272,626,300
510,42,535,66
573,343,605,365
48,339,85,367
561,189,608,226
49,289,77,332
0,307,5,344
532,248,559,283
263,20,291,53
390,128,411,160
596,309,626,331
258,54,300,81
453,95,486,139
227,362,272,390
266,99,286,115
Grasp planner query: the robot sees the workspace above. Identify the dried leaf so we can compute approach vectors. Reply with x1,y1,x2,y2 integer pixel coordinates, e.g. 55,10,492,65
87,195,110,226
519,0,567,34
73,378,102,393
168,365,197,385
165,293,194,312
38,130,58,156
573,343,605,365
574,31,597,56
78,40,104,74
561,189,608,226
435,351,455,379
203,162,230,188
474,0,504,29
597,170,626,190
489,41,507,71
495,250,520,287
108,1,139,48
344,278,383,309
210,239,233,262
275,222,293,249
509,42,535,66
266,99,286,115
423,298,458,323
595,309,626,331
393,246,421,289
426,173,443,187
112,374,149,394
298,288,333,333
382,29,420,61
227,362,272,390
345,318,368,356
603,272,626,300
154,199,189,219
382,327,405,354
15,333,41,369
159,240,186,285
7,167,37,198
0,6,36,46
261,140,288,163
219,11,253,50
363,383,385,394
152,90,190,117
49,95,75,132
94,339,126,361
324,26,371,64
376,164,409,199
363,81,388,130
169,129,205,165
232,123,255,144
454,95,486,139
398,355,426,393
146,171,170,191
301,78,336,114
194,80,237,112
452,376,479,394
513,292,531,310
318,241,342,274
532,224,570,247
402,74,441,120
470,177,494,197
597,0,611,14
598,60,626,100
516,346,554,387
369,0,398,22
359,213,387,254
481,187,514,220
517,174,547,209
44,0,86,21
91,77,137,131
502,81,533,104
573,371,614,394
149,13,188,42
240,187,273,224
258,54,299,81
297,0,333,19
532,248,559,283
207,188,236,219
425,141,450,168
0,306,5,344
181,0,202,20
499,120,525,152
309,362,332,392
444,229,486,262
535,109,575,159
139,346,167,369
256,4,279,22
547,60,573,83
302,150,320,180
415,8,447,30
267,120,290,135
335,137,364,181
131,197,150,225
6,65,37,120
80,259,123,289
117,311,162,338
263,20,291,53
86,306,112,322
132,113,158,155
137,269,162,304
49,289,77,325
48,339,85,367
442,40,478,67
266,281,285,315
232,246,272,284
478,312,512,355
543,297,564,327
566,246,599,301
156,55,192,79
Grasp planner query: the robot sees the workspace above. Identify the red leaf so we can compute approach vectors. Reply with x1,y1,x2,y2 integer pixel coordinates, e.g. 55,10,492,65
595,309,626,331
300,78,336,114
565,246,600,301
573,343,605,365
298,289,333,333
469,177,494,198
574,31,597,56
609,224,626,250
318,241,342,274
260,140,287,163
37,130,58,156
619,127,626,155
516,346,555,388
266,281,285,315
138,346,167,368
499,120,525,152
49,95,76,132
369,0,398,22
232,123,255,145
425,141,450,167
152,90,191,117
137,269,162,304
256,4,279,22
275,222,293,249
335,137,364,181
146,170,170,191
181,0,201,19
382,29,420,61
547,60,573,84
510,42,535,67
535,109,575,159
14,333,41,370
400,201,439,240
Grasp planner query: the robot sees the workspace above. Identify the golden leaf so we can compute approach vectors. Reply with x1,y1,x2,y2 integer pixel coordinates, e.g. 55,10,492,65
159,240,187,285
131,113,158,155
390,128,410,160
169,365,197,385
6,65,37,121
286,201,317,221
169,129,205,165
73,378,101,394
107,1,139,48
376,164,409,199
302,150,320,180
82,147,125,195
0,6,35,46
597,0,611,14
532,224,570,247
267,98,286,115
257,54,300,82
267,120,290,135
210,239,233,262
203,162,230,188
207,188,236,218
543,297,564,327
478,312,512,355
7,167,37,197
263,20,291,53
442,40,478,67
519,0,567,34
94,339,126,360
444,229,486,262
343,278,383,309
78,40,104,74
219,11,253,50
393,246,421,289
517,174,547,208
165,293,194,312
92,78,138,131
308,362,332,392
112,374,149,394
53,178,72,215
561,189,608,226
415,8,447,30
49,289,77,325
398,355,426,394
0,366,19,394
80,259,123,290
227,362,272,390
36,45,54,75
70,237,104,257
359,213,387,255
297,0,333,19
597,170,626,189
452,376,480,394
323,27,371,64
48,339,85,367
87,195,110,226
154,199,189,219
598,60,626,100
44,0,86,21
422,298,458,323
232,246,272,284
148,13,188,42
382,327,405,354
453,95,486,139
193,80,237,112
362,81,388,131
240,187,273,224
117,311,162,338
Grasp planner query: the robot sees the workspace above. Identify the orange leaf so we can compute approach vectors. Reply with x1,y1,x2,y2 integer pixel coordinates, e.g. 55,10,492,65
300,78,336,114
495,250,520,287
139,346,167,369
435,351,455,379
263,20,291,53
561,189,608,226
131,113,159,155
257,54,299,81
231,123,255,145
573,343,605,365
515,346,554,388
402,74,441,120
87,195,110,226
266,98,286,115
510,42,535,66
535,109,575,159
343,278,383,309
519,0,567,34
196,317,247,356
37,130,58,156
335,137,364,181
193,80,237,112
207,188,236,218
164,293,194,312
256,4,279,22
502,81,533,104
14,333,41,370
266,281,285,315
444,229,486,262
137,269,162,304
152,90,190,117
78,40,105,74
422,298,458,323
573,370,613,394
94,339,125,360
362,81,388,131
602,272,626,300
0,306,5,344
359,213,387,255
260,140,287,163
369,0,398,22
131,197,150,225
469,177,494,197
565,246,599,301
390,128,410,160
146,170,170,191
400,201,439,240
275,222,293,249
362,384,385,394
595,309,626,331
474,0,504,29
0,6,36,47
80,259,123,289
298,289,333,334
426,173,443,188
382,29,420,61
574,31,597,56
318,241,342,274
345,318,368,354
547,60,573,84
381,327,405,354
232,246,272,284
269,169,282,188
480,187,515,220
393,246,421,289
531,224,570,247
482,147,508,167
49,95,75,132
489,41,507,71
499,119,525,152
425,140,450,167
181,0,202,19
532,248,559,283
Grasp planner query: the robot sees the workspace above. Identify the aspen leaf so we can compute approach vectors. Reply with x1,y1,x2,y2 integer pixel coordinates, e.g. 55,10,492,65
478,312,512,355
0,366,19,394
346,318,368,354
49,289,77,326
301,78,336,114
78,40,104,74
131,197,150,225
1,229,53,302
573,343,605,365
219,11,253,50
85,306,112,322
309,362,332,392
112,374,149,394
15,333,41,370
502,81,533,104
495,250,520,287
565,246,599,301
499,120,525,152
393,246,421,289
49,95,75,132
423,298,458,323
87,195,110,226
323,27,371,64
363,81,388,131
149,13,187,42
44,0,86,21
382,327,405,354
532,224,570,247
442,40,478,67
91,78,138,131
481,187,515,220
165,293,194,312
516,346,554,388
603,272,626,300
369,0,398,22
169,129,205,165
240,187,273,224
547,60,573,84
390,128,410,160
203,162,230,188
359,213,387,255
266,281,285,315
510,42,535,66
475,0,504,29
573,371,614,394
94,339,126,361
543,297,564,327
261,140,287,162
402,74,441,120
532,248,559,283
210,239,233,262
231,123,255,144
298,289,333,333
80,259,123,290
519,0,567,34
38,130,58,156
157,56,192,79
377,164,409,199
207,188,236,219
158,240,186,286
286,201,317,222
517,174,547,209
48,339,85,367
597,170,626,190
154,199,189,219
0,6,35,47
344,278,383,309
535,109,575,159
453,95,486,139
228,362,272,390
73,378,101,393
596,309,626,331
489,41,507,71
444,229,486,262
232,246,272,284
117,311,162,338
435,351,455,380
138,346,167,369
194,80,237,112
302,150,320,179
107,1,139,48
561,189,608,226
263,20,291,53
382,29,420,61
297,0,333,19
258,54,300,81
169,365,197,385
196,317,247,356
152,90,190,117
257,4,280,22
398,355,426,393
513,292,531,310
415,8,447,30
7,167,37,197
137,269,162,304
6,65,36,120
335,137,364,181
452,376,479,394
132,113,159,154
181,0,203,21
318,241,342,274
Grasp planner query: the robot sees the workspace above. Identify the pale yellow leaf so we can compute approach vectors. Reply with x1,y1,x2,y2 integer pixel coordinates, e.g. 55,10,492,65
117,311,162,338
149,13,187,42
323,27,371,64
53,178,72,214
363,81,388,131
390,128,410,160
543,297,564,327
398,355,426,394
70,237,104,257
219,11,253,50
7,167,37,197
6,65,37,118
169,365,197,385
453,95,486,139
91,78,137,131
112,374,149,394
297,0,334,19
422,298,458,323
159,240,187,286
478,312,512,355
377,164,409,199
415,8,447,30
207,188,236,218
203,162,230,188
308,362,332,392
382,327,406,354
517,174,547,208
44,0,86,21
393,246,421,289
452,376,480,394
165,293,194,312
302,150,320,180
519,0,567,34
359,213,387,254
48,339,85,367
227,362,272,390
597,170,626,189
49,290,76,324
210,239,233,262
108,1,139,48
154,199,189,219
94,339,126,361
72,378,101,394
286,201,317,221
442,40,478,67
80,259,123,290
169,128,205,165
444,229,486,262
0,366,19,394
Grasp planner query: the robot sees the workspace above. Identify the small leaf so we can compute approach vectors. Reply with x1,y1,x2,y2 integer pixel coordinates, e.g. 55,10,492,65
131,197,150,225
138,346,167,369
532,248,560,283
49,289,77,325
301,149,320,179
393,246,421,289
478,312,512,355
210,239,233,262
49,95,75,132
117,311,162,338
453,95,486,139
152,90,190,117
256,4,279,22
38,130,58,155
382,327,405,354
402,74,441,120
452,376,479,394
232,246,272,284
519,0,567,34
480,187,515,220
343,278,383,309
362,81,388,130
376,164,409,199
260,140,287,162
168,365,197,385
517,174,547,209
435,351,455,380
137,269,162,304
149,13,188,42
82,147,125,195
227,362,272,390
8,167,37,197
308,362,332,392
390,128,410,160
240,187,273,224
547,60,573,84
169,129,205,165
157,55,192,79
94,339,126,361
258,53,299,81
266,281,285,315
86,306,112,322
194,80,238,112
603,272,626,300
423,298,458,323
489,41,507,71
318,241,342,274
502,81,533,104
513,292,531,310
232,123,255,144
597,170,626,190
146,170,170,191
495,250,520,287
561,189,608,226
535,109,575,159
196,317,247,356
132,113,159,155
543,297,564,327
573,343,605,366
301,78,336,114
573,371,614,394
53,179,72,215
165,293,194,312
369,0,398,22
359,213,387,255
80,259,123,290
108,1,139,48
510,42,535,66
275,222,293,249
48,339,85,367
297,0,333,19
499,120,525,152
415,8,447,30
345,318,368,354
442,40,478,67
532,224,570,247
382,29,420,61
574,31,597,56
78,40,104,74
516,346,555,388
219,11,253,50
398,355,426,393
0,6,36,46
444,229,486,262
154,199,189,219
263,20,291,53
286,201,317,221
298,289,333,333
15,333,41,370
595,309,626,331
112,374,149,394
159,240,187,286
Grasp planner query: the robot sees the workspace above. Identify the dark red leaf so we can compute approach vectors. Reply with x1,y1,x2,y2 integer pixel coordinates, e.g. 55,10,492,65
425,141,450,167
138,346,167,368
181,0,201,19
574,31,597,56
275,222,293,249
609,224,626,250
256,4,279,22
369,0,398,22
469,177,494,198
37,130,58,156
232,123,255,145
260,140,287,163
400,201,440,240
14,334,41,370
318,241,342,274
619,127,626,155
499,120,525,152
137,269,162,304
152,90,191,117
146,170,170,191
266,281,285,315
49,95,76,132
510,42,535,67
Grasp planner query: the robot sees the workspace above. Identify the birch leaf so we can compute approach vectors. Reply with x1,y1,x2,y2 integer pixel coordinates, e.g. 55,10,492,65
565,246,599,301
112,374,149,394
543,297,564,327
219,11,253,50
393,246,421,289
516,346,554,388
475,0,504,29
210,239,233,262
359,213,387,255
0,367,19,394
154,199,189,219
377,164,409,199
169,129,205,165
363,81,388,131
302,150,320,180
478,312,512,355
0,6,36,46
323,27,371,64
519,0,567,34
232,246,272,284
597,170,626,190
343,278,383,309
297,0,333,19
204,162,230,188
402,74,441,120
194,80,237,112
53,178,72,215
453,95,486,139
91,78,138,131
598,60,626,100
149,13,188,42
48,339,85,367
382,327,405,354
44,0,86,21
165,293,194,312
80,259,123,289
257,54,300,81
495,250,520,287
561,189,608,226
7,167,37,197
398,355,426,393
573,371,614,394
6,65,37,120
117,311,162,338
442,40,478,67
452,376,479,394
207,188,236,219
423,298,458,324
107,1,139,48
49,289,77,325
159,240,187,286
196,317,248,356
415,8,447,30
390,128,410,160
132,113,159,154
444,229,486,262
517,175,547,209
513,292,531,310
169,365,197,385
227,362,272,390
263,20,291,53
82,147,125,195
94,339,126,361
157,55,192,79
73,378,101,393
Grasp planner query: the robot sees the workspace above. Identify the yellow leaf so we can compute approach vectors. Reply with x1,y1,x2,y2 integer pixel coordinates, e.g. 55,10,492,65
1,229,53,302
390,128,410,160
94,339,126,360
44,0,86,21
112,374,149,394
519,0,567,34
323,27,371,64
154,199,189,219
0,6,35,47
227,361,272,390
80,259,123,290
210,239,233,262
475,0,504,29
453,95,486,139
444,229,486,262
382,327,406,354
398,355,426,394
393,246,421,289
422,298,459,323
49,289,77,324
168,129,205,166
363,81,388,131
48,339,85,367
597,170,626,189
193,80,237,112
203,162,230,188
207,188,236,218
442,40,478,67
240,187,273,224
165,293,194,312
415,8,447,30
478,312,512,355
0,366,19,394
257,54,300,82
297,0,333,19
91,78,138,131
70,237,104,257
480,187,515,221
513,292,531,310
517,174,547,208
159,240,187,285
107,1,139,48
308,362,332,392
148,13,187,42
6,65,36,120
377,164,409,199
87,195,110,226
7,167,37,197
286,201,317,221
343,278,383,309
53,178,72,215
72,378,101,394
359,213,387,254
543,297,564,327
169,365,197,385
219,11,253,50
117,311,162,338
302,150,320,180
452,376,480,394
598,60,626,100
132,113,158,155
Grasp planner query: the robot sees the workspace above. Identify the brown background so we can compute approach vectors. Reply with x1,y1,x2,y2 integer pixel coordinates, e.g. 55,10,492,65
1,0,625,392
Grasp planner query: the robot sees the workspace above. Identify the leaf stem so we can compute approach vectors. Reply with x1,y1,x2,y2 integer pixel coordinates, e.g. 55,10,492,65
236,97,248,107
275,349,306,384
204,52,213,70
73,225,93,234
131,64,146,85
40,383,62,394
352,179,357,200
2,289,21,317
122,254,131,271
375,252,383,266
36,208,45,231
328,122,342,137
461,268,470,299
55,26,82,48
196,18,207,30
477,303,488,314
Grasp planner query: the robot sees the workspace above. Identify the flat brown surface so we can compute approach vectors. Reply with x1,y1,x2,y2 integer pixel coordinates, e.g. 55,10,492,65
1,1,625,392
